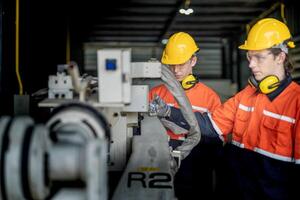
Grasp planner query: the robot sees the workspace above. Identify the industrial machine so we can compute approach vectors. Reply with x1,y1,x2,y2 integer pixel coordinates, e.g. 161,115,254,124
0,49,200,200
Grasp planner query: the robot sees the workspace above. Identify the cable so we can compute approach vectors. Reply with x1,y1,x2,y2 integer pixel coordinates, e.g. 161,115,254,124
66,23,70,64
15,0,23,95
246,24,250,34
280,3,287,24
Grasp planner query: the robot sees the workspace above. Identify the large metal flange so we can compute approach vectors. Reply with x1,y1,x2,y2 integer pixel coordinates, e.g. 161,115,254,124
28,124,50,199
3,116,34,199
46,102,110,143
0,116,12,200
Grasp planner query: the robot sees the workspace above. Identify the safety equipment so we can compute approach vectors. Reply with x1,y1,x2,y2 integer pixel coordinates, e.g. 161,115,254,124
181,74,198,90
248,75,281,94
208,78,299,199
161,32,199,65
239,18,295,51
211,79,299,162
149,95,171,118
149,81,221,140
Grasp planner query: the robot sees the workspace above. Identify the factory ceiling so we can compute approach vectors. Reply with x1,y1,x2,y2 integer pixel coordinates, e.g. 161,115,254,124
74,0,281,45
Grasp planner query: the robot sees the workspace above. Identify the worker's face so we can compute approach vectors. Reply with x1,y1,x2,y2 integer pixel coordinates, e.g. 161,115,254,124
169,56,197,81
247,49,284,81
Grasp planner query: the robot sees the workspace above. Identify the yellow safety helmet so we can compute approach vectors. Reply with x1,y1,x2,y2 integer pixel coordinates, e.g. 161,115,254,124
239,18,295,50
161,32,199,65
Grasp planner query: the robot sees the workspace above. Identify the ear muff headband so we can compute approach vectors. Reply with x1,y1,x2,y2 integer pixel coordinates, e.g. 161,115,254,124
248,75,280,94
248,75,258,88
181,74,198,90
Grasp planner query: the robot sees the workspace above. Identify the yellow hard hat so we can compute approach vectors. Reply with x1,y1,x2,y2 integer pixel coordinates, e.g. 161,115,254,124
239,18,295,51
161,32,199,65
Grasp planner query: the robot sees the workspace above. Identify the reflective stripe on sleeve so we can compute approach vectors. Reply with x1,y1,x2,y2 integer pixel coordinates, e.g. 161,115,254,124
168,104,209,113
231,140,245,148
207,112,224,141
192,105,208,113
232,140,294,163
263,110,296,124
238,103,254,112
177,137,185,141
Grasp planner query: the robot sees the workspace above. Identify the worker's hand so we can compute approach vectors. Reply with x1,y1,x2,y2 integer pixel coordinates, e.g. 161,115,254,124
170,156,178,176
169,149,181,175
149,95,171,118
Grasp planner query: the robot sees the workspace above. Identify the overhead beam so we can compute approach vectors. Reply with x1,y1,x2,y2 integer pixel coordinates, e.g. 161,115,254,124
102,12,260,21
174,22,245,28
102,15,169,22
176,15,254,22
93,23,164,30
92,23,243,31
192,6,265,13
157,0,183,43
116,6,264,14
87,36,158,42
86,37,223,44
91,26,239,34
93,22,247,29
90,30,162,36
131,0,264,5
88,31,233,43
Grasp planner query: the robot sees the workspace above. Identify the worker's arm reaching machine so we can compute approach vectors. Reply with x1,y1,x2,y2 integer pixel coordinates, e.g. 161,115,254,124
150,96,222,144
156,65,202,160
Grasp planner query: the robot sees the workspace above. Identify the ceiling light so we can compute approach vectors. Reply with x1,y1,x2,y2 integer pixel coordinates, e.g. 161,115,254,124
186,8,194,14
161,39,169,45
179,0,193,15
179,9,186,14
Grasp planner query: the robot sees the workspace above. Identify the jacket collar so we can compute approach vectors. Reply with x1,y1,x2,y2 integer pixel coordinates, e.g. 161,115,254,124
267,75,292,101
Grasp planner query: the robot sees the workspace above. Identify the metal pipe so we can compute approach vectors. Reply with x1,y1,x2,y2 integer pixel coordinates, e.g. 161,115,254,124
48,145,85,181
15,0,23,95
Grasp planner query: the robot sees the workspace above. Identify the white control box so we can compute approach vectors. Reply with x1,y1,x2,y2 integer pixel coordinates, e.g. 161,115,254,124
97,49,131,105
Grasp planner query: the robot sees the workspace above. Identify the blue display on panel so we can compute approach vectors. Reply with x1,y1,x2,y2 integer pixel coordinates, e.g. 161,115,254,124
105,59,117,70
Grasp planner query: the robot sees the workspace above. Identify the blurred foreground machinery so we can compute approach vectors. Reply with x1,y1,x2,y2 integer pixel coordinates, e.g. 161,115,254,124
0,49,192,200
0,104,109,200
